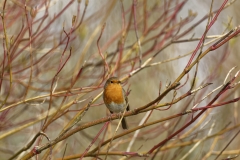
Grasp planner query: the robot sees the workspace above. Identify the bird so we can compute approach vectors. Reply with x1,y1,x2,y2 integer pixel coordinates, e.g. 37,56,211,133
103,77,130,129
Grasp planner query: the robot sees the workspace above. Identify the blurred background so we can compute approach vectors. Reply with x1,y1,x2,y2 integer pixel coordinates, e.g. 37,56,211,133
0,0,240,159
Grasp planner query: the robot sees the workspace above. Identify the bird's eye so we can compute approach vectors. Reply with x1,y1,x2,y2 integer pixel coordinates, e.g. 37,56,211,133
110,81,113,83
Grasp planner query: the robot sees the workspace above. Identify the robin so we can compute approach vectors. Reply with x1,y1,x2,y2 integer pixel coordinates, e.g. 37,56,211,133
103,77,130,129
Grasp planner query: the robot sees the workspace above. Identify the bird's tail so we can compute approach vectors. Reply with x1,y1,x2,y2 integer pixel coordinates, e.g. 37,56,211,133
121,117,128,129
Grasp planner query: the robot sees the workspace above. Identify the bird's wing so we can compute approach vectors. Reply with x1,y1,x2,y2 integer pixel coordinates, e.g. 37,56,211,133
123,89,130,111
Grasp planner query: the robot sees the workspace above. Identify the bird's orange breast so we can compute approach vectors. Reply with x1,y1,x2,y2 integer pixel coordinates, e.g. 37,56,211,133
104,84,124,104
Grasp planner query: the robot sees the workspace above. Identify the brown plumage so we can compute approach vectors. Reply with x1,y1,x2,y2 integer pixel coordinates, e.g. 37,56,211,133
103,77,129,129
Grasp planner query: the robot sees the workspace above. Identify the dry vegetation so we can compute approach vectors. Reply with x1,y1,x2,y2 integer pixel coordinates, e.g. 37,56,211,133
0,0,240,159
